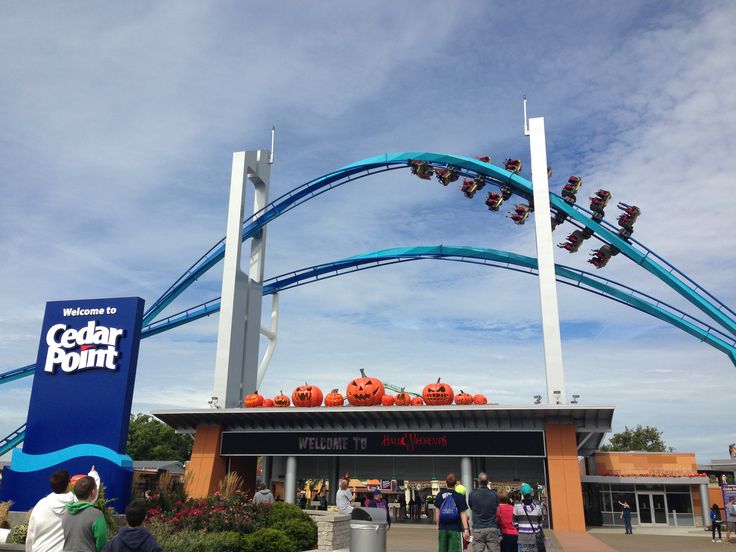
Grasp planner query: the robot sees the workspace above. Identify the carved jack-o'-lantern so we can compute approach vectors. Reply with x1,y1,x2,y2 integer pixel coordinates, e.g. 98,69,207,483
381,394,395,406
262,398,274,407
244,391,264,408
273,390,291,407
455,390,474,405
324,389,344,407
292,383,323,407
346,368,385,406
422,378,454,406
394,388,411,406
473,394,488,405
410,396,424,406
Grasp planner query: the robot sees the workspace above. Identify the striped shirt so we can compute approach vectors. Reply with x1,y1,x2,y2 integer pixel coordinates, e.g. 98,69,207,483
513,502,543,534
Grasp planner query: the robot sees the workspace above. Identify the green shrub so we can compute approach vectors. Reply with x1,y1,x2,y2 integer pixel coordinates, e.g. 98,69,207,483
266,502,311,525
7,524,28,544
273,518,318,551
243,528,297,552
205,531,245,552
147,529,248,552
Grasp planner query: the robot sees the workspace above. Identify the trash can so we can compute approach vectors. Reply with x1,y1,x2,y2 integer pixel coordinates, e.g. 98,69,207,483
350,507,388,552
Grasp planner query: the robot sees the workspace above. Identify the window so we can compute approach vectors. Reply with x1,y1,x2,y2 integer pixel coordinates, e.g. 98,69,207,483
666,493,692,514
600,491,612,512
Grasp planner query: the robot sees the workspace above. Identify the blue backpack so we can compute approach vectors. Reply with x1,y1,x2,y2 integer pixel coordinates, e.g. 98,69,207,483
439,493,459,524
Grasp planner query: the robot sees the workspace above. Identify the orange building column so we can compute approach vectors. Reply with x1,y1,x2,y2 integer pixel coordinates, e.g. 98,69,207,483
545,423,586,532
186,424,227,498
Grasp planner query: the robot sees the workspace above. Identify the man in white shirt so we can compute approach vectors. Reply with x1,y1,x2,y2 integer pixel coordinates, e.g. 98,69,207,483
726,496,736,544
26,467,99,552
336,479,354,515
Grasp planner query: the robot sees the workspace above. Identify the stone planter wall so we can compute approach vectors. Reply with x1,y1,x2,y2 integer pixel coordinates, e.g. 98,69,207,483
306,510,350,551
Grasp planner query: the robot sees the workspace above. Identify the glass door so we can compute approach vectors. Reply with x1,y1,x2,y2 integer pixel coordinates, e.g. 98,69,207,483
637,494,652,524
652,493,668,525
636,493,669,526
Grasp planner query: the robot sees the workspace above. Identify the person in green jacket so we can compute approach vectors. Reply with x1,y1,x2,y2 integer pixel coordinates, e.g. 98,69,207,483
62,476,108,551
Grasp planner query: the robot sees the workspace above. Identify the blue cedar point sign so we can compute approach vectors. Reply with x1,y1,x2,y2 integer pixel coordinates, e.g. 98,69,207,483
1,297,144,511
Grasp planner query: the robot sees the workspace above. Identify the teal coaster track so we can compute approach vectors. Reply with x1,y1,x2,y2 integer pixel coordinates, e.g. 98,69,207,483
2,152,735,456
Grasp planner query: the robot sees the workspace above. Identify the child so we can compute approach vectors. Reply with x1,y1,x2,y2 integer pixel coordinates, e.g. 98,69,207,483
712,503,723,543
101,500,162,552
62,476,108,552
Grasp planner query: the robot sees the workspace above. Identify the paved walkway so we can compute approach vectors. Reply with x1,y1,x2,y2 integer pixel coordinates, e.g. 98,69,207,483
384,524,727,551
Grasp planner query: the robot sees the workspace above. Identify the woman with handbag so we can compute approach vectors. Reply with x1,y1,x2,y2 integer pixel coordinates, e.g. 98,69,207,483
512,483,545,552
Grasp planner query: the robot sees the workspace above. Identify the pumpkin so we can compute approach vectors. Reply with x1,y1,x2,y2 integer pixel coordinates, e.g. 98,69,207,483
324,389,344,407
394,388,411,406
273,391,291,407
262,398,274,407
346,368,385,406
473,393,488,405
410,397,424,406
422,378,454,405
455,390,474,405
381,394,396,406
244,391,264,408
292,383,323,407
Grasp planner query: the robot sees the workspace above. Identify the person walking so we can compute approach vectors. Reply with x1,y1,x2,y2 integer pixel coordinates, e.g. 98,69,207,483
434,474,470,552
727,497,736,543
253,482,274,505
368,489,391,529
317,488,328,511
62,476,108,552
496,492,518,552
711,503,723,542
398,492,407,521
467,472,500,552
336,480,354,515
618,500,632,534
100,500,162,552
512,483,543,552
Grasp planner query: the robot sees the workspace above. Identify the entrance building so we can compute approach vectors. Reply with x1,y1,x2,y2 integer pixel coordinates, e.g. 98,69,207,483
154,404,614,533
581,451,710,527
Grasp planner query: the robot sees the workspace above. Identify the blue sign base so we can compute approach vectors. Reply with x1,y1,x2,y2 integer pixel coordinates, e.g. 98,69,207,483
0,455,132,512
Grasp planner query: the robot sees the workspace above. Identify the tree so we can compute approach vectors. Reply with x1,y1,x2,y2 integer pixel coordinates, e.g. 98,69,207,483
599,425,672,452
126,414,192,463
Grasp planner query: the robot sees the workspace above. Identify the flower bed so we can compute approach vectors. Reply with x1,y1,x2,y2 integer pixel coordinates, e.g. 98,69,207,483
146,493,317,552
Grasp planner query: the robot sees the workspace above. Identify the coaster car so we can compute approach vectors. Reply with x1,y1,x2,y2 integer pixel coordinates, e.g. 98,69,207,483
589,189,611,215
409,160,434,180
505,159,522,174
589,244,618,269
475,155,493,164
461,177,486,199
561,176,583,204
617,202,640,232
558,229,586,253
508,203,531,225
551,210,567,229
435,168,459,186
500,185,513,200
486,192,504,211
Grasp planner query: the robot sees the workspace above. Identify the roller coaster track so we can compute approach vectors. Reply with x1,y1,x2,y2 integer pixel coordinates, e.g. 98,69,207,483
141,153,736,340
3,152,735,454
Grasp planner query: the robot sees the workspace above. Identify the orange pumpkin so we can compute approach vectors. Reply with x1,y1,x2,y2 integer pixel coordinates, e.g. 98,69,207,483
273,390,291,407
324,389,344,407
410,397,424,406
381,394,395,406
394,388,411,406
244,391,264,408
455,390,474,405
473,393,488,405
422,378,454,405
262,398,274,407
346,368,385,406
292,383,323,407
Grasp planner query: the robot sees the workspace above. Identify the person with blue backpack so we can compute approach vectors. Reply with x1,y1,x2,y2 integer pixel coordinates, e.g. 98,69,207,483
434,473,470,552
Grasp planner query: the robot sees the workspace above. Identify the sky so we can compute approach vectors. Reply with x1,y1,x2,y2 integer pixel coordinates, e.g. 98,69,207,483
1,1,735,463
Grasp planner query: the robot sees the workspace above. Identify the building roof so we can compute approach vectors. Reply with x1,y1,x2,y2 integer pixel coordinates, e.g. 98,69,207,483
153,404,614,457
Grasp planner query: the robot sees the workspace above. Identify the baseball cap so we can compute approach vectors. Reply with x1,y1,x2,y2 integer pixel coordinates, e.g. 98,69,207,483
520,483,533,496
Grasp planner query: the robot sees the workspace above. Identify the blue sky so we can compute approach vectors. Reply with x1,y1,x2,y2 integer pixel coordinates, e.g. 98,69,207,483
1,1,735,462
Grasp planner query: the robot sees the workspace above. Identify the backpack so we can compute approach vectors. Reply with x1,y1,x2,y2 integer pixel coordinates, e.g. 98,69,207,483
439,493,459,524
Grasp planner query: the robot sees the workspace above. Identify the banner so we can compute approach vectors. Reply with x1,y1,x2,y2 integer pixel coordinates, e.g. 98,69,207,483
1,297,144,511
